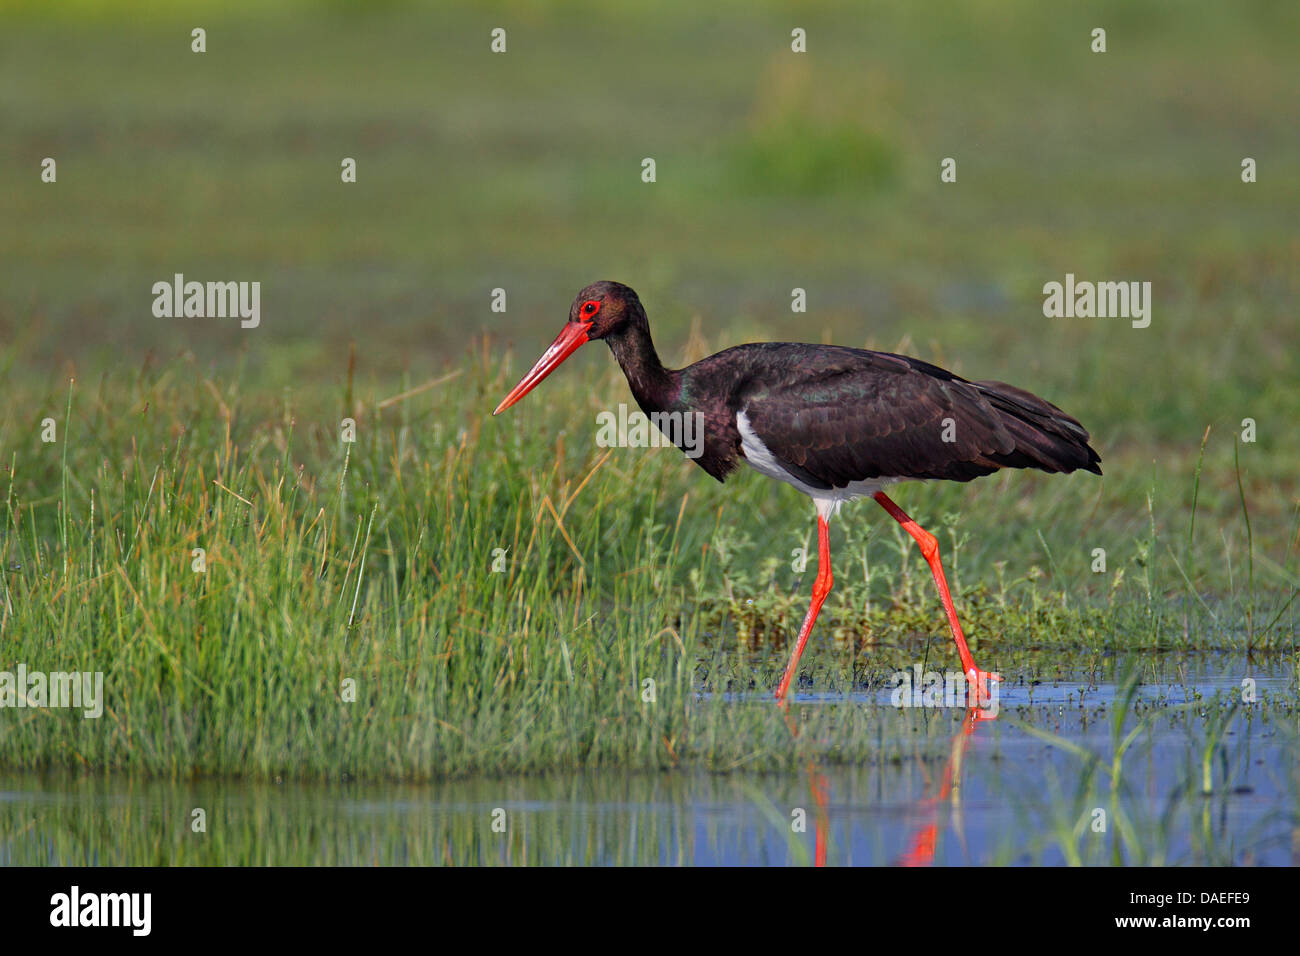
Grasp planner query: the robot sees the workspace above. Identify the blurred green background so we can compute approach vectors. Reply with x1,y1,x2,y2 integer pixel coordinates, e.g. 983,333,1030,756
3,0,1295,402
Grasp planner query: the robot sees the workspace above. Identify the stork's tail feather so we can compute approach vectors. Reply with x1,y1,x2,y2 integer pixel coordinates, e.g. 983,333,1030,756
974,380,1102,476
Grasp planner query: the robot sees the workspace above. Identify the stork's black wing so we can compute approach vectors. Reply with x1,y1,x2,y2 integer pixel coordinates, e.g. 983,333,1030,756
727,344,1101,489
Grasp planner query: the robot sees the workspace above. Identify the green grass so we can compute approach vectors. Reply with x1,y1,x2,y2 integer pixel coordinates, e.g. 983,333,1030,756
0,0,1297,782
0,346,1294,780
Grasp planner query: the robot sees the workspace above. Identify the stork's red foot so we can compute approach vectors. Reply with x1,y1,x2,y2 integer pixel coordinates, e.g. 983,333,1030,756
966,667,1001,717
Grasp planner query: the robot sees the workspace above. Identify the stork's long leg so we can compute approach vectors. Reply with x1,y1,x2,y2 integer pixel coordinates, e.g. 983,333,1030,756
775,515,832,702
873,492,1001,703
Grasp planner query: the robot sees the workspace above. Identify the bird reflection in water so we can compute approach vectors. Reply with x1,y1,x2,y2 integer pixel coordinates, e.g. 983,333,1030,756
782,701,996,867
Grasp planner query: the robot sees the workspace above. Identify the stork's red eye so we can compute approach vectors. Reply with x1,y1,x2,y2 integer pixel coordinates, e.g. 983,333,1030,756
581,300,600,318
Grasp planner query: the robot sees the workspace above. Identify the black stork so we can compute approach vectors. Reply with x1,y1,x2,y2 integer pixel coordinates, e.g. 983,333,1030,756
494,281,1102,703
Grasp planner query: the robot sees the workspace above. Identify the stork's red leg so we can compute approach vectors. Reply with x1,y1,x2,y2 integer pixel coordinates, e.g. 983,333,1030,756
873,492,1001,705
775,515,833,702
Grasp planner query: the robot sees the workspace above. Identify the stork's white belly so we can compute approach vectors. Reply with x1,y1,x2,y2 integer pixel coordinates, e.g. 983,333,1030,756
736,411,906,521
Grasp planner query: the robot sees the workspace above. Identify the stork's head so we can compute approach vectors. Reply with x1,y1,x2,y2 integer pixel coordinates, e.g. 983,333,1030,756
493,281,643,414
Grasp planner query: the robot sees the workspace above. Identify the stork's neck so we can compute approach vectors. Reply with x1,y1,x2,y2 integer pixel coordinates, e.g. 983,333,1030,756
605,318,677,411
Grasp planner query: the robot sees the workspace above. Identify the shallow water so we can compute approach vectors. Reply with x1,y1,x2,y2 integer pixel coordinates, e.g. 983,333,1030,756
2,658,1295,865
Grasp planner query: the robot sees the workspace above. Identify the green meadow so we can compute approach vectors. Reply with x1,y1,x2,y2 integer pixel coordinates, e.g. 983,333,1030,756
0,0,1296,803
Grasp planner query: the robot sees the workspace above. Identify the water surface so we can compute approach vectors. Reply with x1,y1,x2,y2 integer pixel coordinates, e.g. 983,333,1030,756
2,658,1295,865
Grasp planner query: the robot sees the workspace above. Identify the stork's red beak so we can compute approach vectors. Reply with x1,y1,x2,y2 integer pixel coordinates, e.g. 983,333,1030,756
493,321,591,415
